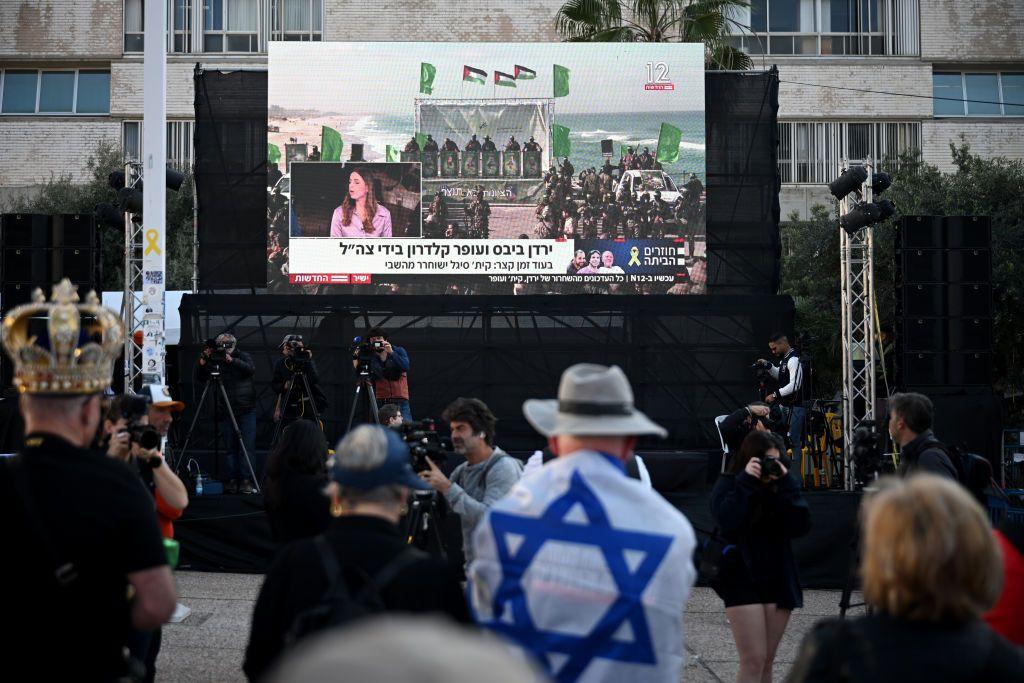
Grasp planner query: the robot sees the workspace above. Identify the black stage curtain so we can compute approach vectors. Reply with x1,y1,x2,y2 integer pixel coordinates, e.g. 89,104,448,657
193,66,268,289
705,69,782,295
176,294,794,453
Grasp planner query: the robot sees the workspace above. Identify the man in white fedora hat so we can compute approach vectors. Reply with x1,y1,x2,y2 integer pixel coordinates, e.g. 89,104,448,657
468,364,697,683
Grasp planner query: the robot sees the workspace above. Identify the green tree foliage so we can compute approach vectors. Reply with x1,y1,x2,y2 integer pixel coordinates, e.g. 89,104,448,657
555,0,753,70
3,140,194,292
782,143,1024,410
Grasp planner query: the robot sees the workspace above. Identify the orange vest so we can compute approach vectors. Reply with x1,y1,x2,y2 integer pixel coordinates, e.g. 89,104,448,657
374,372,409,401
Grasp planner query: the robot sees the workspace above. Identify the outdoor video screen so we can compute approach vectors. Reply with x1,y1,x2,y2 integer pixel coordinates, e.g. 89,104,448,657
268,42,706,295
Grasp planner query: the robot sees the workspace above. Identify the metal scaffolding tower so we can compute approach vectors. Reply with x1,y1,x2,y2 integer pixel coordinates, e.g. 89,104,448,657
839,159,877,490
121,162,146,392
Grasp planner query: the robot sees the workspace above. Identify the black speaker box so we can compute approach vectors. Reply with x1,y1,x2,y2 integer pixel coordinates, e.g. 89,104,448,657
1,214,53,248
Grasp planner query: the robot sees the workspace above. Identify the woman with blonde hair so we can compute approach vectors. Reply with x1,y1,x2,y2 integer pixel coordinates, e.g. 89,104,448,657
787,475,1024,682
330,167,392,237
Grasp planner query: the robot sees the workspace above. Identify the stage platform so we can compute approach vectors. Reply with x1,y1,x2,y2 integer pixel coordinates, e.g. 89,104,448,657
175,450,860,588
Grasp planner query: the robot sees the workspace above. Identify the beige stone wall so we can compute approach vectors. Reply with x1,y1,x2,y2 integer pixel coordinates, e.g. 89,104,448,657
0,119,119,188
922,119,1024,170
776,61,933,119
0,0,122,59
920,0,1024,63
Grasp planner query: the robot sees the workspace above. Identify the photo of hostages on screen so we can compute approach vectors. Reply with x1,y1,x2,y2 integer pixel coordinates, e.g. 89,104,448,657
267,42,706,295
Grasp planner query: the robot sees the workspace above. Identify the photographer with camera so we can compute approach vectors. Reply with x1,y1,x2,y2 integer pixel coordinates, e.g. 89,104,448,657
756,332,805,457
244,425,468,681
711,430,811,683
719,402,775,455
888,392,957,480
418,398,522,566
197,332,257,494
352,326,412,422
101,393,188,682
272,334,327,430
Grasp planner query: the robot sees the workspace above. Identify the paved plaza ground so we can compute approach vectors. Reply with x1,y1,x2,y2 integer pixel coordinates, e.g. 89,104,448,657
158,571,864,682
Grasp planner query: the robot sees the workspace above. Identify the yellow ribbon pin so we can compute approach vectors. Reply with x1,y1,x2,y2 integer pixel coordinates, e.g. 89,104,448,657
144,229,162,256
628,246,641,267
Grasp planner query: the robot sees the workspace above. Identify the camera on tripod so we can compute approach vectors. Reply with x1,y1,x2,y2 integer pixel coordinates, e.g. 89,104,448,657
350,337,385,369
116,394,162,451
749,359,773,382
851,423,891,487
204,337,231,363
396,418,453,473
286,337,312,362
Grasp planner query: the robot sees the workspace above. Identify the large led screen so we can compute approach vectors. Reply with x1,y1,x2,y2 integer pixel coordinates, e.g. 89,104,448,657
268,42,706,294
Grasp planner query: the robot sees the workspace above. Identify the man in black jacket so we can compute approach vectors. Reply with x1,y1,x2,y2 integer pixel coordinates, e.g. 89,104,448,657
887,392,957,480
197,333,257,493
243,425,468,681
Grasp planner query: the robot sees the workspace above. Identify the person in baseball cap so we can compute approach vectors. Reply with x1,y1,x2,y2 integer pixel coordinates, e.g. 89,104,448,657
243,424,466,680
144,384,184,442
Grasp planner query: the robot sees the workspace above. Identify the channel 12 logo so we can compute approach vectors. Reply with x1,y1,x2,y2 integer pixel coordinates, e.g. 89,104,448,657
644,62,675,91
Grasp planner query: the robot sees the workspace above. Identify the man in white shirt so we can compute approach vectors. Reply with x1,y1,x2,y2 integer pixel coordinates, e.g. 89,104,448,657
757,331,805,458
468,364,697,683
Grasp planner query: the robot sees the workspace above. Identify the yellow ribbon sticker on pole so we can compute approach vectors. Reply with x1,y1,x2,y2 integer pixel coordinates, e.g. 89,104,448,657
628,246,641,267
144,229,162,256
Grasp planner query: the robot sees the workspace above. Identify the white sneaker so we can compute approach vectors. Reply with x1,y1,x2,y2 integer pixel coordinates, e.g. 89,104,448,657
169,602,192,623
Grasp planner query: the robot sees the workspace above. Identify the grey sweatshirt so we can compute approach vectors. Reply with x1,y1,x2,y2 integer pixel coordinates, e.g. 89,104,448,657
444,447,522,564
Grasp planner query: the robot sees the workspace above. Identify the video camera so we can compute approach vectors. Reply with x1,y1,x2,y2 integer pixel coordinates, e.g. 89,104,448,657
396,418,452,474
749,359,773,384
851,422,891,488
285,336,313,362
115,394,162,452
204,337,232,362
350,336,386,368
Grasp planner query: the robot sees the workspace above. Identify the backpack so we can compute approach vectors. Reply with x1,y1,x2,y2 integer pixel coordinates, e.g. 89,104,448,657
925,439,992,505
285,536,425,646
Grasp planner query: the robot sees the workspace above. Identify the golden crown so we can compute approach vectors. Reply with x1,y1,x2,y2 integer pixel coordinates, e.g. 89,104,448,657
1,279,123,394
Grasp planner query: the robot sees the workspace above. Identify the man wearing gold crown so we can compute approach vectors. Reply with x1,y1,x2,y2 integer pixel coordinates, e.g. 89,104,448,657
0,280,177,679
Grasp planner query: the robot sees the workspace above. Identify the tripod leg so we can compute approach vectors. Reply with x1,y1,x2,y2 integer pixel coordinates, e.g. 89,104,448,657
364,380,380,425
426,510,448,561
175,381,213,476
270,380,296,448
300,373,323,429
217,382,261,494
346,383,363,433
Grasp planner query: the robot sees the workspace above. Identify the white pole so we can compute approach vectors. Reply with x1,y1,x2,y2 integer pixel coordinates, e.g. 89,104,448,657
142,0,167,388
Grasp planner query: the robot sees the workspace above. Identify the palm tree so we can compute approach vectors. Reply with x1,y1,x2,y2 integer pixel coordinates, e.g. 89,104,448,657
556,0,753,70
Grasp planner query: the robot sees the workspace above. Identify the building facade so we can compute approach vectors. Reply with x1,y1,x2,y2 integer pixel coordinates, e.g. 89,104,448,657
1,1,1022,216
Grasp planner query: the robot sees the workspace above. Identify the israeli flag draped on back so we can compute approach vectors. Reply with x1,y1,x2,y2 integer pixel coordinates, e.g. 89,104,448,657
468,450,697,683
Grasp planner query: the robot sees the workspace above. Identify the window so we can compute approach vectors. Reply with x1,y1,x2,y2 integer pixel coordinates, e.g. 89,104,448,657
932,72,1024,117
271,0,323,41
0,69,110,115
122,120,194,170
204,0,260,52
727,0,918,56
777,121,921,184
125,0,144,52
172,0,193,53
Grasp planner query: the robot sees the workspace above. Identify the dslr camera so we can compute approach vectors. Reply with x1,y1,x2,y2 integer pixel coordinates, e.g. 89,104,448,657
350,337,386,367
749,359,773,383
756,456,785,482
396,418,452,474
116,394,162,452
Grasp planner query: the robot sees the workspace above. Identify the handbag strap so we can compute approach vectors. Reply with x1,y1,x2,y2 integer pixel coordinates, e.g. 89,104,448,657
1,457,79,587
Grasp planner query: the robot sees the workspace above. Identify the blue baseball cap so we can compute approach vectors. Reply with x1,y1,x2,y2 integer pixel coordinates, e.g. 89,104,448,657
331,426,431,491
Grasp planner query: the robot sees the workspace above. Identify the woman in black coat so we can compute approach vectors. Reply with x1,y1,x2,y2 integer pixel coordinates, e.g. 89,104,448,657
711,430,811,683
263,420,332,544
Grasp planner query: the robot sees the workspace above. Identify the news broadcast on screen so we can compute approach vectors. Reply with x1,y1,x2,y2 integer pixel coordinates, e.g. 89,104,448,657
267,42,706,295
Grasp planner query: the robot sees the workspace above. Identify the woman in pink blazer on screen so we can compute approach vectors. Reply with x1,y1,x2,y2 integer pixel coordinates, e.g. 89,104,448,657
330,167,393,237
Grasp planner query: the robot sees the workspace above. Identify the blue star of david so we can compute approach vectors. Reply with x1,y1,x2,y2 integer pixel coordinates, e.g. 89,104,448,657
484,470,674,682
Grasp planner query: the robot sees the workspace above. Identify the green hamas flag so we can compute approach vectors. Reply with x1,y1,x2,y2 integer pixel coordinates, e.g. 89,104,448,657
321,126,343,162
268,143,281,164
420,62,436,95
386,145,400,162
414,132,427,151
552,124,571,158
655,122,682,164
553,64,570,98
